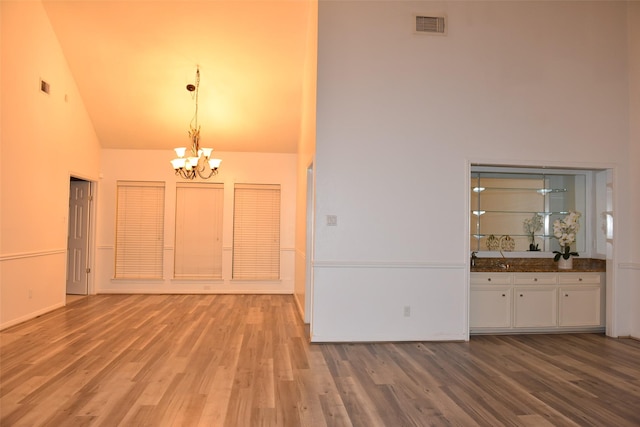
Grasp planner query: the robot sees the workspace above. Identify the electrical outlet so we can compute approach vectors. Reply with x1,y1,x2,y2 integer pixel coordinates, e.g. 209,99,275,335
403,305,411,317
326,215,338,226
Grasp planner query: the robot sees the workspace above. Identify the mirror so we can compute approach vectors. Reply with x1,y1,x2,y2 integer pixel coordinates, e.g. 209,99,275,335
470,168,587,254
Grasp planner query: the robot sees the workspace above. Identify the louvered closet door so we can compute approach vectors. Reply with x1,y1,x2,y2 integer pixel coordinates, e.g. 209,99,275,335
232,184,280,280
115,181,165,279
174,183,224,279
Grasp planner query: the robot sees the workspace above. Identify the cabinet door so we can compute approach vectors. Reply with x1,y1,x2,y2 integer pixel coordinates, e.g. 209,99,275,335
514,287,557,327
559,286,601,327
470,287,512,328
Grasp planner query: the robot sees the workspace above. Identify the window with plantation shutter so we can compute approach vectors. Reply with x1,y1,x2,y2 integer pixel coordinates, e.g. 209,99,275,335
115,181,165,279
174,182,224,279
233,184,281,280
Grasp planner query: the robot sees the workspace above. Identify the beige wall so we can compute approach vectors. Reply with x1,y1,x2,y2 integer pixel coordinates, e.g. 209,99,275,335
1,0,101,328
96,149,297,294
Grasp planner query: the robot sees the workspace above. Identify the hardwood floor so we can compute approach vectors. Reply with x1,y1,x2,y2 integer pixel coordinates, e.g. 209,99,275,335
1,294,639,426
65,294,87,305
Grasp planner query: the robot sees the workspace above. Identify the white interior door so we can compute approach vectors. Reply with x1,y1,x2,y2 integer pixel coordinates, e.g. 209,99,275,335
66,180,90,295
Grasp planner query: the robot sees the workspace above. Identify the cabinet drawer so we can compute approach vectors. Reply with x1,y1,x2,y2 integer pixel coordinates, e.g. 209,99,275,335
558,273,601,285
470,273,511,285
513,273,557,285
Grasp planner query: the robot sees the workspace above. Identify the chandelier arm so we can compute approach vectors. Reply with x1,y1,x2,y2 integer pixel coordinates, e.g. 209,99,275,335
175,168,196,180
196,166,219,179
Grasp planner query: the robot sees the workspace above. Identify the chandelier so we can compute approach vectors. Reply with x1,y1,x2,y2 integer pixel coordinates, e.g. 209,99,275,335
170,66,221,179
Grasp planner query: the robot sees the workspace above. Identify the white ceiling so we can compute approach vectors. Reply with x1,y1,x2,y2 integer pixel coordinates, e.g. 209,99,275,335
42,0,316,153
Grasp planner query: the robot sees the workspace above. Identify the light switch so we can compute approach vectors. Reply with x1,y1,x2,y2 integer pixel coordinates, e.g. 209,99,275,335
326,215,338,226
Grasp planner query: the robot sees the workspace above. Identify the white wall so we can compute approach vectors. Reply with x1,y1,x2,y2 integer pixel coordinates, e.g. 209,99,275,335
313,1,632,341
627,1,640,338
294,2,318,322
0,1,102,329
96,149,296,294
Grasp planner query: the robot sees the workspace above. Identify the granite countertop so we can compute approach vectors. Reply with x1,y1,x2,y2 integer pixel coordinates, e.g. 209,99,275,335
471,257,606,273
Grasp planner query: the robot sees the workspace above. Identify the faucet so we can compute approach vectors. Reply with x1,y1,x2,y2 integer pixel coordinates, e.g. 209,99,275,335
471,251,478,267
498,250,510,269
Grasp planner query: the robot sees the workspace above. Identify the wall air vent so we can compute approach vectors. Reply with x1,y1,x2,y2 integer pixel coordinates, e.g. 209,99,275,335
415,15,446,35
40,79,50,94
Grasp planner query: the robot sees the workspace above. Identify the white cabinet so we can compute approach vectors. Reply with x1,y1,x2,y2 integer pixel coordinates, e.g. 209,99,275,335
512,273,558,328
558,273,602,285
470,286,512,328
559,287,601,326
513,287,557,327
558,273,603,327
470,274,512,329
470,272,604,334
513,273,557,286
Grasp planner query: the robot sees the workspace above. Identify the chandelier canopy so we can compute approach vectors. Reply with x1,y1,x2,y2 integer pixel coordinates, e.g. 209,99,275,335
170,66,221,179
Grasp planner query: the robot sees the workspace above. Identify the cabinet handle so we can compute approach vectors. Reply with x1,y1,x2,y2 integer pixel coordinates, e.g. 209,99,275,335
579,278,583,282
565,294,569,297
501,294,506,297
519,294,524,297
534,278,538,282
487,278,491,282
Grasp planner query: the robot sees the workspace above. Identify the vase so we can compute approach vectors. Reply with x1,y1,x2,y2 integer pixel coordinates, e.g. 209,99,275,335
558,257,573,270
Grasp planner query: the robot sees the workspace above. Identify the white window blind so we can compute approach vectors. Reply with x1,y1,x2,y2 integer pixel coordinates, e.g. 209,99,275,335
115,181,165,279
233,184,281,280
174,182,224,279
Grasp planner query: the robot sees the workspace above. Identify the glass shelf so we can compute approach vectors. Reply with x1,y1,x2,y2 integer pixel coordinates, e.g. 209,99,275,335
471,210,570,215
472,234,556,238
472,187,567,193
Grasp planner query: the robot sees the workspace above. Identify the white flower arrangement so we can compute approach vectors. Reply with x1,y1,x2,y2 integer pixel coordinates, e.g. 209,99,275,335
523,214,543,250
523,214,543,235
553,211,581,261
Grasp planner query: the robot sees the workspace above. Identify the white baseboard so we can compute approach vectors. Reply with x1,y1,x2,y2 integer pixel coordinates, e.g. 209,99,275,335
0,302,65,331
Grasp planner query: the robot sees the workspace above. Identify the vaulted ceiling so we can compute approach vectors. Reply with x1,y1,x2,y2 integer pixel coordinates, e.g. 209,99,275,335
42,0,316,153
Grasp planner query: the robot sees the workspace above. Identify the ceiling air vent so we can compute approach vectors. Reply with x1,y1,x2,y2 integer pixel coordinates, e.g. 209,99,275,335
415,15,446,35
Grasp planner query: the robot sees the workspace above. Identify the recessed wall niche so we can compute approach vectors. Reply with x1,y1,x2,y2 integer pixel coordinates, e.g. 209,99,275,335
470,167,589,255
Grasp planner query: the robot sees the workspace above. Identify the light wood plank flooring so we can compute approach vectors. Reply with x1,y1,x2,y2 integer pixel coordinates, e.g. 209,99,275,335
1,294,639,426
